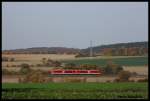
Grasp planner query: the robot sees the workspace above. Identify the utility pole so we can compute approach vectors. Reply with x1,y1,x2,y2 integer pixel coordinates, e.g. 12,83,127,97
90,40,93,57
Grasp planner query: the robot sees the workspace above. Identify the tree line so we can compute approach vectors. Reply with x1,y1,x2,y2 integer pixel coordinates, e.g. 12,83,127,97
101,47,148,56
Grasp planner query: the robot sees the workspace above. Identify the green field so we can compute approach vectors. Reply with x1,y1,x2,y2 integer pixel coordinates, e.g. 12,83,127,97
62,56,148,66
2,83,148,99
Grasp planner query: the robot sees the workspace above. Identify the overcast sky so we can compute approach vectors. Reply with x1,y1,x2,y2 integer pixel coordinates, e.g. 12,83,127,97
2,2,148,50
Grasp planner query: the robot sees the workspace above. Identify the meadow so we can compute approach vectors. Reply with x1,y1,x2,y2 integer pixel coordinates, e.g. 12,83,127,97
62,56,148,66
2,83,148,99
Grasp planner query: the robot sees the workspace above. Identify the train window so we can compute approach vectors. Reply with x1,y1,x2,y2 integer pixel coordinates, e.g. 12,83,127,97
89,71,99,73
64,71,72,73
80,71,88,73
53,70,63,73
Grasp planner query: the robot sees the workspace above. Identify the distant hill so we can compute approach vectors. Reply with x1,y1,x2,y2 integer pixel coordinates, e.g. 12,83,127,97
2,41,148,55
2,47,80,54
81,41,148,55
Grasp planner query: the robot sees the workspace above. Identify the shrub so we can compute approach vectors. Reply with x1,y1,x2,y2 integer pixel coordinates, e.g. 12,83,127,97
6,64,9,67
131,72,138,76
11,64,17,67
53,61,61,67
2,69,9,75
129,80,135,82
20,63,31,75
117,70,131,82
21,70,46,83
75,53,89,58
106,80,111,83
10,58,15,61
137,78,148,82
42,58,47,65
78,64,99,70
104,61,123,75
17,65,21,67
36,64,42,67
114,78,120,82
2,57,9,61
29,64,34,67
2,69,19,75
64,63,76,69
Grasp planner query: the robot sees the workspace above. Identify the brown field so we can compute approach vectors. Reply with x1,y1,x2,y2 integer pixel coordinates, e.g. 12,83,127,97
2,54,76,67
2,75,147,83
2,67,54,71
2,54,145,62
2,54,76,61
123,66,148,75
2,75,20,83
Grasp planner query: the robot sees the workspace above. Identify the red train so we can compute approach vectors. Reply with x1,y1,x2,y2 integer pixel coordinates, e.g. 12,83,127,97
48,70,102,75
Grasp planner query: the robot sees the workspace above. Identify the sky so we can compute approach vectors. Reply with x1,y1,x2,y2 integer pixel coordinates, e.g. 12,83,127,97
2,2,148,50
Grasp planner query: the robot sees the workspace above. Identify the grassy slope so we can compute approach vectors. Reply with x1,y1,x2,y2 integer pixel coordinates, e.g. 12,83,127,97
2,82,148,90
2,83,148,99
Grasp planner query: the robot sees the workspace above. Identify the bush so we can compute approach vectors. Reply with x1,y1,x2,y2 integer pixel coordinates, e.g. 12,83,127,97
117,70,131,82
46,59,62,67
104,61,123,75
64,63,76,69
78,64,99,70
129,80,135,82
10,58,15,61
20,63,31,75
131,72,138,76
75,53,89,58
106,80,111,83
2,57,9,61
21,70,46,83
2,69,19,75
30,64,34,67
137,78,148,82
42,58,47,65
11,65,17,67
2,69,9,75
6,64,9,67
36,64,42,67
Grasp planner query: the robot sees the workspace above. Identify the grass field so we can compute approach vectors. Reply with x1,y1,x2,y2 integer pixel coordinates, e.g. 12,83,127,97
2,83,148,99
62,56,148,66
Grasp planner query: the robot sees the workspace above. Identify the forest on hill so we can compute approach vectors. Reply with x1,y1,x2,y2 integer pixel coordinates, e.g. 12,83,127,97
80,41,148,56
2,41,148,56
